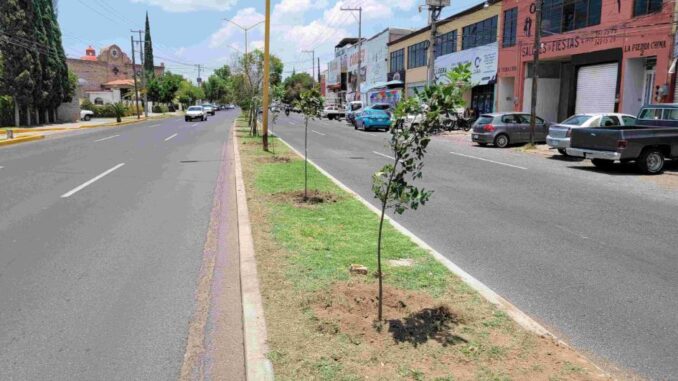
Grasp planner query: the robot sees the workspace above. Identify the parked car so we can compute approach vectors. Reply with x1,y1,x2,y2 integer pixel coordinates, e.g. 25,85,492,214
354,108,392,132
547,113,636,155
202,104,216,116
345,101,363,126
568,104,678,174
225,104,235,110
471,113,550,148
185,106,207,122
80,109,94,121
321,105,346,120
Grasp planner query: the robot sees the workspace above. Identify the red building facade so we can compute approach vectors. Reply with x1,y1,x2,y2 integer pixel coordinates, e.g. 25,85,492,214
497,0,675,123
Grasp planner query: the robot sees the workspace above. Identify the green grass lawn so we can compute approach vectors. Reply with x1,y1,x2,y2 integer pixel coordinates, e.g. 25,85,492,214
236,115,607,381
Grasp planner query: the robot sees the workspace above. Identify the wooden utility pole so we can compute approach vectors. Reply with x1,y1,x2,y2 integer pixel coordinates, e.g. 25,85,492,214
529,1,542,145
131,36,141,119
262,0,271,151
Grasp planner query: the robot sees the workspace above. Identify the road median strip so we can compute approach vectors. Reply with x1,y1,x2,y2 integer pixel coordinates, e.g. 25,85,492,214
234,115,611,380
0,134,45,147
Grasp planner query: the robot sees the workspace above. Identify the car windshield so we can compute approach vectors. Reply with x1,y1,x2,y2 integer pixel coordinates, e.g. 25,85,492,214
372,104,390,110
561,115,591,126
188,106,202,111
350,103,362,111
476,115,494,125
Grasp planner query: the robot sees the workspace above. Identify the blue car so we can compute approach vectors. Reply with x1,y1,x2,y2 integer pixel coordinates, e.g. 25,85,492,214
354,108,392,132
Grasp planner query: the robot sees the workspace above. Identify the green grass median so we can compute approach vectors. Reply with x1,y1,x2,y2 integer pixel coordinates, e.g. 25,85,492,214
236,115,608,381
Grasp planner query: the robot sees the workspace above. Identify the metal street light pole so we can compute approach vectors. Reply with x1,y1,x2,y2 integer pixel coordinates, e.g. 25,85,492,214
130,35,141,119
262,0,272,151
301,49,316,82
132,29,149,118
341,6,362,101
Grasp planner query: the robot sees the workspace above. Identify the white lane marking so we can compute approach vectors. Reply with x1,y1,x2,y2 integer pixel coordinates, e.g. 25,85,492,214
164,133,178,142
94,134,120,142
373,151,395,160
311,130,326,136
61,163,125,198
449,151,527,170
192,123,199,127
147,124,161,128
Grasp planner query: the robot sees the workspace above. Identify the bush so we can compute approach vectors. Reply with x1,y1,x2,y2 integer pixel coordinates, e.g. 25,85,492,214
79,99,138,118
152,104,169,113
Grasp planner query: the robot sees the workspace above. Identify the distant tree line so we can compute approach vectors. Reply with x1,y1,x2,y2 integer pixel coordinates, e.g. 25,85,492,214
0,0,76,127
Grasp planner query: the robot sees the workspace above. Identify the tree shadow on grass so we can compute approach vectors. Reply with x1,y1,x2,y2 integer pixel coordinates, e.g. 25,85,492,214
387,306,467,347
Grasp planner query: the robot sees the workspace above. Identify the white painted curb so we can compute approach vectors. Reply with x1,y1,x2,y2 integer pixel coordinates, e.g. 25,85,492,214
233,126,275,381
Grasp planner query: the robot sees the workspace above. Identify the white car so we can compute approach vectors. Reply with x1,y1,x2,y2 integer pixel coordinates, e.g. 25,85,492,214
80,109,94,121
547,113,637,155
321,105,345,120
185,106,207,122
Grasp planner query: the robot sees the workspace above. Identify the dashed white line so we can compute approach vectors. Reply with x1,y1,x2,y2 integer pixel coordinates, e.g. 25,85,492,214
311,130,326,136
94,134,120,142
192,123,199,127
147,124,160,128
373,151,395,160
61,163,125,198
449,151,528,170
164,133,178,142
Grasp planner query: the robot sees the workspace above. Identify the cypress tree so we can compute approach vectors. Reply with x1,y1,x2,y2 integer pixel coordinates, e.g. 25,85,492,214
144,12,155,78
44,0,73,121
32,0,51,124
0,0,38,126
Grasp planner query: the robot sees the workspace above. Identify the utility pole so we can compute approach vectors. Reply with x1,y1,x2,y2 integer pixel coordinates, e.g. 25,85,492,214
341,6,362,101
132,29,149,118
529,0,542,145
425,2,446,86
302,49,315,82
317,57,321,84
262,0,271,151
130,35,141,119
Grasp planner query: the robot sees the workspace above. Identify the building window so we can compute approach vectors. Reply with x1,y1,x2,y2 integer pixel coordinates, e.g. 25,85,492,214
462,16,498,50
390,49,404,72
502,8,518,47
541,0,601,35
633,0,662,16
435,30,457,58
407,41,428,69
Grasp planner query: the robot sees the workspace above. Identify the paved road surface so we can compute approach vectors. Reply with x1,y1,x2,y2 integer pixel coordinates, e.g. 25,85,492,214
272,113,678,380
0,112,244,380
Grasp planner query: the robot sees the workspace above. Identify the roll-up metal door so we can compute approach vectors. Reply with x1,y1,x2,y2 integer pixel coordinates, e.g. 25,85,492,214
575,63,618,114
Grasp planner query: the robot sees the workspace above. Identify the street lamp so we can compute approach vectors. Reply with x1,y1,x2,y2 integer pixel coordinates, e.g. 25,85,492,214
222,18,265,61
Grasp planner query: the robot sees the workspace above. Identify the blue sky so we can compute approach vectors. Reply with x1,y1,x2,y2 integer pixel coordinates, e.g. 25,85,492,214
58,0,484,81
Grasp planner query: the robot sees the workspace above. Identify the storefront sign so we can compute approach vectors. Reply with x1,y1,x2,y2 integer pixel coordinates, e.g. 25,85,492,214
435,42,498,85
327,58,341,86
387,70,406,83
363,31,390,94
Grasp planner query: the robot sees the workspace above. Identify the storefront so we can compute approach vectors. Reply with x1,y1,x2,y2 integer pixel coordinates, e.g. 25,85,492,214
435,41,499,114
498,0,674,123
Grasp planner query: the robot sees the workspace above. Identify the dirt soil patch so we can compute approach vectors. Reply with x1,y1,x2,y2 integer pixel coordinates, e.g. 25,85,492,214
270,190,342,206
256,155,294,164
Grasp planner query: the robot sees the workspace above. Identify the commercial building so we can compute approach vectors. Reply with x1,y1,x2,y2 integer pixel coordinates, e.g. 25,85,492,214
387,1,503,113
67,45,165,105
498,0,675,123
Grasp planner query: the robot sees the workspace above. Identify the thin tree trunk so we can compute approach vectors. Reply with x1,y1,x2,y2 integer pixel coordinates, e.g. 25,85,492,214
27,106,32,126
376,152,399,322
44,109,49,125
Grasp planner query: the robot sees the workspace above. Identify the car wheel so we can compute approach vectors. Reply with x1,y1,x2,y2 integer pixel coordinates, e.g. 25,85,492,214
557,148,568,156
84,115,91,121
354,122,358,130
185,117,189,122
476,143,487,147
637,148,665,174
494,134,509,148
591,159,615,170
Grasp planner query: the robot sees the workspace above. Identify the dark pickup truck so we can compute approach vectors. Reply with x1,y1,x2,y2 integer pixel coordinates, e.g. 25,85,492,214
567,104,678,174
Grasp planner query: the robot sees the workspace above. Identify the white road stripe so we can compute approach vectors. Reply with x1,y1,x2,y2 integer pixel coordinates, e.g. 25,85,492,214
61,163,125,198
164,133,178,142
311,130,326,136
147,124,160,128
450,151,527,170
373,151,395,160
192,123,199,127
94,134,120,142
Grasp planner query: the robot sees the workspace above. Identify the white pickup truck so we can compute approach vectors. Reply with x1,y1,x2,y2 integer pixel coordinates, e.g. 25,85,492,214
321,105,346,120
80,109,94,121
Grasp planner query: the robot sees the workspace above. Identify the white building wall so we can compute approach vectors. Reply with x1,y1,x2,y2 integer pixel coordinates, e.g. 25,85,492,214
523,78,561,123
622,58,645,116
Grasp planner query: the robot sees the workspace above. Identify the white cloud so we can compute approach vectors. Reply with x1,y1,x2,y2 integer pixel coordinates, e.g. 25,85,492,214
322,0,394,28
174,47,186,57
274,0,328,14
285,21,346,52
130,0,238,12
209,7,265,48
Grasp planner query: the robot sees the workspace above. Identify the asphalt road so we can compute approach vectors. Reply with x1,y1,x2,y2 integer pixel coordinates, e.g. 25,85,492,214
0,111,244,380
273,113,678,380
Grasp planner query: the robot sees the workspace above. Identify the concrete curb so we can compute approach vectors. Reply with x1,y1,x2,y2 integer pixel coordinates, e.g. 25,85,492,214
0,114,177,135
232,124,275,381
0,134,45,147
270,128,559,339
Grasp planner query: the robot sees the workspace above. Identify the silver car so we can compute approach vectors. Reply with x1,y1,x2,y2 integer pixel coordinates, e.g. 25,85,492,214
547,113,636,155
471,113,550,148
